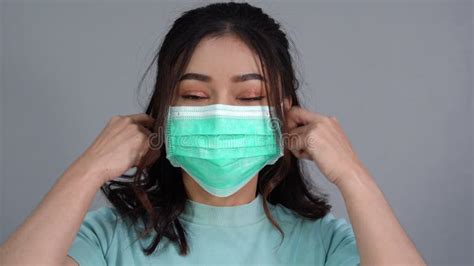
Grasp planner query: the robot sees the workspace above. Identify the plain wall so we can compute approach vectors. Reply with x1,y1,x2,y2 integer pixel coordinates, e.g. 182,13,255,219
0,1,472,265
0,1,4,237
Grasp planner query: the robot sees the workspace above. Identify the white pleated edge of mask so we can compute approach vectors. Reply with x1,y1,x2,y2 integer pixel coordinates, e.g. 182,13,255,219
168,104,277,118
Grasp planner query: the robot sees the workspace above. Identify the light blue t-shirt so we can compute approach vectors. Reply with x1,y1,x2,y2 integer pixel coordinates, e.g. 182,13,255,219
67,193,360,265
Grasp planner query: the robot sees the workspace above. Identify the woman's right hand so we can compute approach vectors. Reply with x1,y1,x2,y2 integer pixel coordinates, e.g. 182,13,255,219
0,113,157,265
76,113,156,184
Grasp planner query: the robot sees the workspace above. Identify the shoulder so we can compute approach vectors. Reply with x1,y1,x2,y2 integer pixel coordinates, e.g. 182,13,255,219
316,212,353,234
68,206,122,265
269,202,353,235
83,206,119,224
269,201,340,228
314,212,360,265
270,203,360,264
75,206,121,252
314,212,356,248
80,206,121,235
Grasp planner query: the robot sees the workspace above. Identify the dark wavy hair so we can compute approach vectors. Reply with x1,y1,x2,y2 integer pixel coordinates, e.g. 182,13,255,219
101,1,331,256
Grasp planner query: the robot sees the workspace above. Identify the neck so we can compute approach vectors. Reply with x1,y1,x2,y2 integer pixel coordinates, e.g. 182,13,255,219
182,171,259,206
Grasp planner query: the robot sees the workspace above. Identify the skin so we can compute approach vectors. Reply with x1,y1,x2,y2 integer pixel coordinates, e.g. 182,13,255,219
0,34,426,265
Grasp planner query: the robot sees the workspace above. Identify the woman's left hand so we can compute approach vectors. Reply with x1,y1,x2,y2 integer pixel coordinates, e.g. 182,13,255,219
284,106,367,186
284,106,427,265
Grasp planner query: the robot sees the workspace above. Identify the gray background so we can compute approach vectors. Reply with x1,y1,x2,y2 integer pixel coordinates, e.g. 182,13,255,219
0,0,472,265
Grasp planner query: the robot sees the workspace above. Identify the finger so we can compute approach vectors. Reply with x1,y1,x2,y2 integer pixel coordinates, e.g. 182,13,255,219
126,113,155,129
285,124,312,153
134,128,153,167
294,149,312,160
136,124,153,144
284,129,313,160
286,106,326,130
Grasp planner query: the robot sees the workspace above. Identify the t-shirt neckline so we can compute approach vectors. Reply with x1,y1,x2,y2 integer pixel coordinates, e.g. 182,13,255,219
179,193,267,226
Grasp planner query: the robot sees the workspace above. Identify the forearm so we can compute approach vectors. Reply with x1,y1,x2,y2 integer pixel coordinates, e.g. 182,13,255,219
0,157,104,265
335,164,426,266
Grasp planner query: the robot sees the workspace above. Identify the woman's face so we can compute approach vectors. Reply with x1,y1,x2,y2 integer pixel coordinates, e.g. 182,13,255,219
173,35,269,107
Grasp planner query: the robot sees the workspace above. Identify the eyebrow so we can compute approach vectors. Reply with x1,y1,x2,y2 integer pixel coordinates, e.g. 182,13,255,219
178,73,265,83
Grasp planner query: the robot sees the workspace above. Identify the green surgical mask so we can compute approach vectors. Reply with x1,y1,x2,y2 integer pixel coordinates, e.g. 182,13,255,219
164,104,284,197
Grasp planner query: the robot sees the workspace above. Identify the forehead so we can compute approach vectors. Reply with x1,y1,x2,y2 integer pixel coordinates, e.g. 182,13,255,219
184,34,264,78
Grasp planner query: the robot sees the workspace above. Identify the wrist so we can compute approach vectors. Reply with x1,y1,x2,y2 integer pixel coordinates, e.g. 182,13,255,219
62,156,107,189
333,162,374,191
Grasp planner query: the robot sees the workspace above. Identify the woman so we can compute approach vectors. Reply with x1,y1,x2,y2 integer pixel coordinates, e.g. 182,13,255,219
0,2,426,265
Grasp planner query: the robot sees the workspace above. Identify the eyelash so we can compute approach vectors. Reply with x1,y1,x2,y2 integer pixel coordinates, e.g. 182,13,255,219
181,95,265,101
181,95,207,100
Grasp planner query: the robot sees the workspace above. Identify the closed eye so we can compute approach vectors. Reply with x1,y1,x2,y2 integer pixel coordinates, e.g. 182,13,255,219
238,96,265,101
181,95,208,100
181,95,265,101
